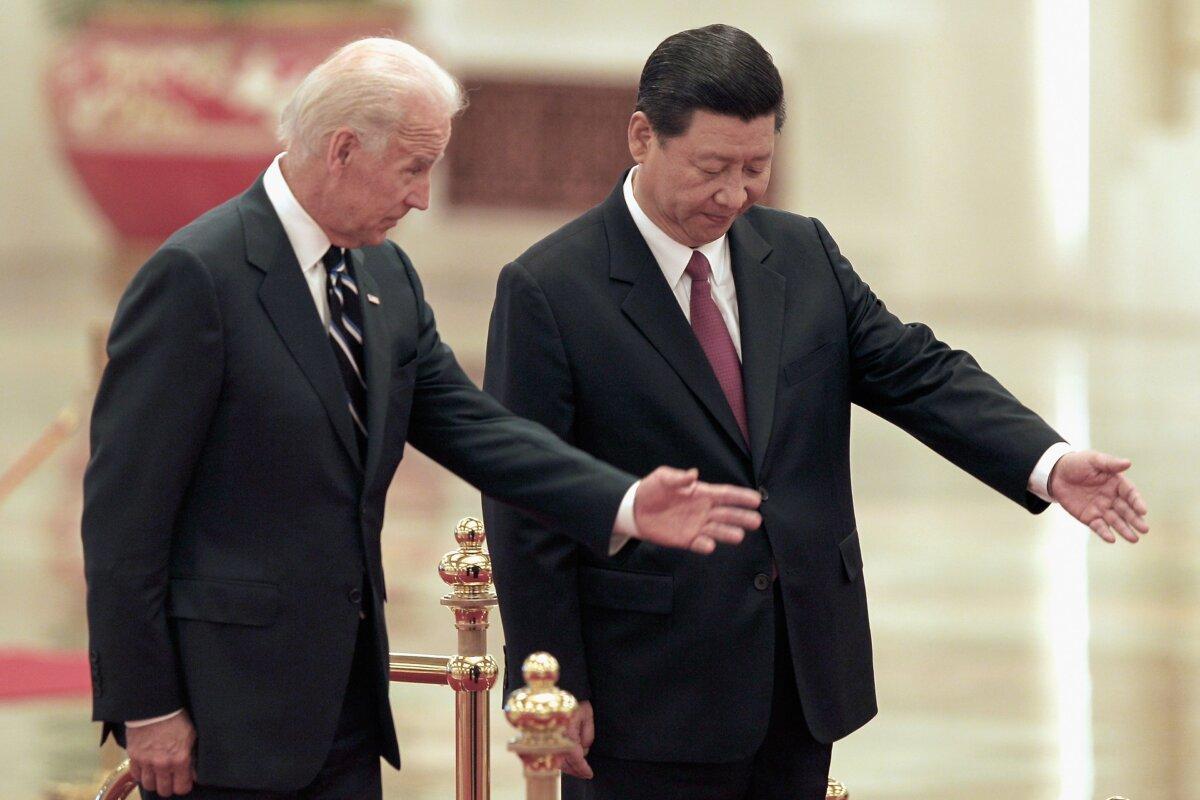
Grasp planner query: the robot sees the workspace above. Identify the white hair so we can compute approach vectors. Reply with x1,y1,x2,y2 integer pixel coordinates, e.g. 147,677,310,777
278,37,465,159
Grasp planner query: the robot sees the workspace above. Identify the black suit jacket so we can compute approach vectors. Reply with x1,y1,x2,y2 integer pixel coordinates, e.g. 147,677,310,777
482,175,1063,763
82,176,634,791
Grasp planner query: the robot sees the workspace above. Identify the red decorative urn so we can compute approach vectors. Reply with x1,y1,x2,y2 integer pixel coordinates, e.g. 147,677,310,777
45,1,406,283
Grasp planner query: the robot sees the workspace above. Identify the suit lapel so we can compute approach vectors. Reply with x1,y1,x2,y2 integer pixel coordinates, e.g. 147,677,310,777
604,182,751,461
728,216,782,479
350,249,393,486
241,180,362,470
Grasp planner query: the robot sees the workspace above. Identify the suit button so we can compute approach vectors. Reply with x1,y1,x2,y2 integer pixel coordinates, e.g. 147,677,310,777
757,485,769,501
754,573,771,591
348,588,362,604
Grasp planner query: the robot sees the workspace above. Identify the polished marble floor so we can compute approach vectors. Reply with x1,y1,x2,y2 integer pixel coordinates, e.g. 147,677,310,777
1,250,1195,800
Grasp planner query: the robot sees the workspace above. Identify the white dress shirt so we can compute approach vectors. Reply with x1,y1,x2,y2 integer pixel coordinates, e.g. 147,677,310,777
263,153,335,328
623,168,743,354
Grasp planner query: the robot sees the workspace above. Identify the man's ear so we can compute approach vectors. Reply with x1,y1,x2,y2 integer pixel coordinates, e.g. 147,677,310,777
325,127,360,174
628,112,654,164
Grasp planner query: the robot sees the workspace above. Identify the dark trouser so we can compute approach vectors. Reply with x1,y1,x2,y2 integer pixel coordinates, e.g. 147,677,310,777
142,616,382,800
564,584,832,800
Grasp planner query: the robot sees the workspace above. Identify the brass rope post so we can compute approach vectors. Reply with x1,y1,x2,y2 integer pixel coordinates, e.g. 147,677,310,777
504,652,577,800
826,777,849,798
439,516,499,800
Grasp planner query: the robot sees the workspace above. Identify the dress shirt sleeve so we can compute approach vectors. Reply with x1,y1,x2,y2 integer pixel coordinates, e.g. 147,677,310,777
609,480,640,555
1027,441,1076,503
126,709,183,728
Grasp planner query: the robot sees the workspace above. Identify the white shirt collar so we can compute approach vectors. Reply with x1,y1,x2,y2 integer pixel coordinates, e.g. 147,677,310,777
262,153,333,275
622,166,730,288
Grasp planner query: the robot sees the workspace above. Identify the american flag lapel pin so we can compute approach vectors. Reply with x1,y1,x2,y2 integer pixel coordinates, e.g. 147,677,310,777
366,293,381,305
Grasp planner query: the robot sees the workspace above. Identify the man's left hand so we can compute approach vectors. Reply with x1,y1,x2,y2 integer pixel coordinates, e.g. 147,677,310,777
561,700,595,780
1049,450,1149,543
632,467,762,554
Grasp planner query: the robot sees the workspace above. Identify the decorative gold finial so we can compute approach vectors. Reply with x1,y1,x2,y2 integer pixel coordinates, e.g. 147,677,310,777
521,652,561,687
826,777,849,798
438,516,496,601
506,652,578,790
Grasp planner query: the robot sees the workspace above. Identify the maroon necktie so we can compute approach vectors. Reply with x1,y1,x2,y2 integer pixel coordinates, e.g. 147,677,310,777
686,250,749,445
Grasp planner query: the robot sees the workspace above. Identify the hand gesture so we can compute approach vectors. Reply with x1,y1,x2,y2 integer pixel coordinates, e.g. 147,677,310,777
126,710,198,797
1049,450,1149,543
634,467,762,554
561,700,596,780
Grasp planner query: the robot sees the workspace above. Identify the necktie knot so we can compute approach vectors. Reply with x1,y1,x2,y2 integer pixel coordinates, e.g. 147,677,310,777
685,250,712,282
322,246,344,276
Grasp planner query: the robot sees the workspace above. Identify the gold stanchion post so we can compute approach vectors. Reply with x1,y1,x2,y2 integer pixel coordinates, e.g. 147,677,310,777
439,517,499,800
826,777,849,798
504,652,577,800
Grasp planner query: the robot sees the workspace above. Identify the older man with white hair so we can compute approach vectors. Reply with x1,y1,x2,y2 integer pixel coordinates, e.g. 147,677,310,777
82,37,762,799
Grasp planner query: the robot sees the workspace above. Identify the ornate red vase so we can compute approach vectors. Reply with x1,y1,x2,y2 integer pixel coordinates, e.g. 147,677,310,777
45,2,406,281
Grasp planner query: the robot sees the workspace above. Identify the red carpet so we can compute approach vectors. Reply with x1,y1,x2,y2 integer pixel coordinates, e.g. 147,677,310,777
0,648,92,700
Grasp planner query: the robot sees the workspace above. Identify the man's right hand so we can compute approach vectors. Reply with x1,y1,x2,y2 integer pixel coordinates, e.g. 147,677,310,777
126,710,198,797
562,700,596,780
634,467,762,554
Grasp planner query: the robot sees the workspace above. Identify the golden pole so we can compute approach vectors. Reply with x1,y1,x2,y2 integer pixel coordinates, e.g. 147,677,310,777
504,652,577,800
0,406,79,508
439,517,499,800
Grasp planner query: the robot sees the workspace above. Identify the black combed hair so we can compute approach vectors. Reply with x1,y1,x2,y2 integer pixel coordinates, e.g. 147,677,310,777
635,23,786,139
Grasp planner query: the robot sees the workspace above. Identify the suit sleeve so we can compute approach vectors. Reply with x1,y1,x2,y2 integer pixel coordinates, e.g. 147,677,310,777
480,261,592,701
813,218,1065,511
392,244,634,559
82,246,224,727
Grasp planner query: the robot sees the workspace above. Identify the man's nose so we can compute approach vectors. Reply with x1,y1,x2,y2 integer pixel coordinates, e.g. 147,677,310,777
713,176,747,210
407,176,431,211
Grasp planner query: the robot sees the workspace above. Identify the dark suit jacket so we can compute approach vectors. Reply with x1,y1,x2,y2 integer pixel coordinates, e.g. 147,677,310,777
482,175,1064,763
81,176,634,791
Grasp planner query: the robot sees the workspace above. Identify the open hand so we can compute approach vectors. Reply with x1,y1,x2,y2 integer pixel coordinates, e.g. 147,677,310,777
633,467,762,554
561,700,595,780
1049,450,1149,543
126,710,197,796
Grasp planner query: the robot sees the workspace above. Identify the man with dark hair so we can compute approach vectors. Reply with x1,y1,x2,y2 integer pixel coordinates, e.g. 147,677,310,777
483,23,1147,800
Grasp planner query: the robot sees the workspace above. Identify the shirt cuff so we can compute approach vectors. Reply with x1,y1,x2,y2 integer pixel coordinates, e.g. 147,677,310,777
126,709,183,728
1027,441,1076,503
609,480,640,555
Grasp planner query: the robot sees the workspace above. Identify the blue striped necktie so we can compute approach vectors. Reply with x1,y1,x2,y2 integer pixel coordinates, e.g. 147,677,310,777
322,246,367,458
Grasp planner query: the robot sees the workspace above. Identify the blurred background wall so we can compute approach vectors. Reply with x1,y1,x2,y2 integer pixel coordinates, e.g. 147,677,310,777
0,1,1196,799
